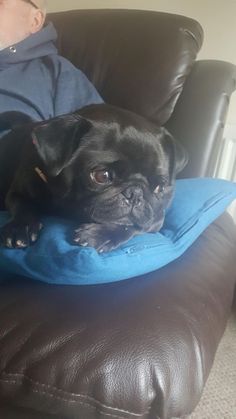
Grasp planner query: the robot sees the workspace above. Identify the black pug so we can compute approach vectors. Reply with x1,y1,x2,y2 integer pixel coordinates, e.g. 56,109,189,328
0,104,188,252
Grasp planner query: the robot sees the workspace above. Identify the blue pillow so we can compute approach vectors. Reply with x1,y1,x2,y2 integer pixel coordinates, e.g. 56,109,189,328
0,178,235,285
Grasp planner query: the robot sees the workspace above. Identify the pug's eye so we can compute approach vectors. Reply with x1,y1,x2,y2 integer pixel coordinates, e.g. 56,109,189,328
154,184,165,194
90,169,113,185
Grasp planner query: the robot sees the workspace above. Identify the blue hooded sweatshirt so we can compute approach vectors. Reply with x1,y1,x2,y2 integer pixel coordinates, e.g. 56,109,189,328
0,22,103,137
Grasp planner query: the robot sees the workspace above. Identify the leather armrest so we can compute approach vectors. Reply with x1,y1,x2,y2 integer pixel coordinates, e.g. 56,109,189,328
166,60,236,177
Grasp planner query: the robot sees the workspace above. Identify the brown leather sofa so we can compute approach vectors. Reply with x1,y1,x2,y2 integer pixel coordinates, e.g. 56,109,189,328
0,9,236,419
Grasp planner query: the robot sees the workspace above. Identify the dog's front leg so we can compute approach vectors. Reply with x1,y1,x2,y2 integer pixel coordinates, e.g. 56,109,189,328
0,192,43,248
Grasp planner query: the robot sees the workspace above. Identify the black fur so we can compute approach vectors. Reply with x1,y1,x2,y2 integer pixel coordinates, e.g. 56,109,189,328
0,104,188,252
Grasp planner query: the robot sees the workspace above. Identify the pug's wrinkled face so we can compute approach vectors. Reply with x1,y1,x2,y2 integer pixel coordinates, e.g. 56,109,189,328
63,122,173,233
30,104,187,251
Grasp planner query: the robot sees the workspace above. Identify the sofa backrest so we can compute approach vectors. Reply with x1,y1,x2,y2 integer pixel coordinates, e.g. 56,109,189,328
48,9,203,126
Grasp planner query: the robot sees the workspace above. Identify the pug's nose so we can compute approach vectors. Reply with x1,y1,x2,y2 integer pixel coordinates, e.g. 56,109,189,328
123,186,143,206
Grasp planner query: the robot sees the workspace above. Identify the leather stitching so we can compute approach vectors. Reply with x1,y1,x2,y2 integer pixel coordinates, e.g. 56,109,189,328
0,372,150,418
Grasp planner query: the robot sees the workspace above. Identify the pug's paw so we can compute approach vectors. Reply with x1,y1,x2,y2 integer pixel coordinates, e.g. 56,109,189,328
0,220,43,249
73,223,136,253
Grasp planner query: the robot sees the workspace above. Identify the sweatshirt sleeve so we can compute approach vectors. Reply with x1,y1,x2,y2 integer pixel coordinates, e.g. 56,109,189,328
53,57,103,116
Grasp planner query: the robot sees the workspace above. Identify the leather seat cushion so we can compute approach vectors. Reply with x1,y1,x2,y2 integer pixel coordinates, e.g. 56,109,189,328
0,213,235,418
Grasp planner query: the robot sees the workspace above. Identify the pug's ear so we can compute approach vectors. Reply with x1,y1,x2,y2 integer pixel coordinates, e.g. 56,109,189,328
160,128,188,182
32,114,92,176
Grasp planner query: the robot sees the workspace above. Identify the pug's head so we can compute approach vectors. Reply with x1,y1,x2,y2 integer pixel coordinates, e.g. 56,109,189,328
32,104,188,248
